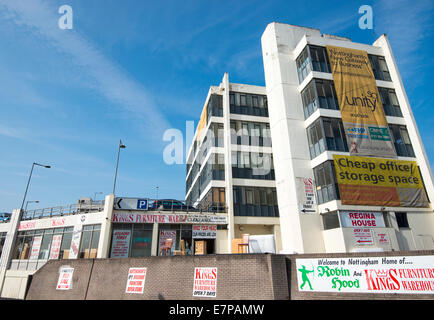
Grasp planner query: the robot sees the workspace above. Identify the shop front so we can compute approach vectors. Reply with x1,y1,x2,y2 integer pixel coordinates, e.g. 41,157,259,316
110,211,227,257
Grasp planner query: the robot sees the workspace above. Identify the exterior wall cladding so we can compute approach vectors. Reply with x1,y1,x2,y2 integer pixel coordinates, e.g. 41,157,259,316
186,22,434,255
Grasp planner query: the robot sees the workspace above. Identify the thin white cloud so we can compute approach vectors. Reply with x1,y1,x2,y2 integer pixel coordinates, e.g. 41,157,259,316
0,0,171,144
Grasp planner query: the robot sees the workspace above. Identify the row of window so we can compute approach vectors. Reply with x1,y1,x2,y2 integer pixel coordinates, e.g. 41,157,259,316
230,120,272,147
229,92,269,117
307,117,415,159
296,45,392,83
12,225,100,261
233,186,279,217
301,78,403,119
231,151,275,180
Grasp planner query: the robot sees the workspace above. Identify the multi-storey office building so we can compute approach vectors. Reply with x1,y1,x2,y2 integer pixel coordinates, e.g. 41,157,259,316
261,23,434,253
185,77,282,253
187,22,434,255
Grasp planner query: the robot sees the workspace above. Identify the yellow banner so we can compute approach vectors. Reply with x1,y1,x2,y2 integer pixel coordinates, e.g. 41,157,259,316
326,46,396,157
333,155,428,207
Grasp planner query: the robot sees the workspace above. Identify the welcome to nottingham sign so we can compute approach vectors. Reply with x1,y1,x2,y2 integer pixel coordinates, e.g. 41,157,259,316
296,255,434,294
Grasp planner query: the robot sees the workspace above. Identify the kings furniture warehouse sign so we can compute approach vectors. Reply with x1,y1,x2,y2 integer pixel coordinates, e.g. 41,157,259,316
326,45,396,158
334,154,429,207
296,256,434,294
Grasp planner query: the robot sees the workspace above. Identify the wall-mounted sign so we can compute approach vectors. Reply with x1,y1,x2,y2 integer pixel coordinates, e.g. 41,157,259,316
125,267,147,294
112,212,227,225
192,225,217,239
376,233,390,246
353,228,374,246
297,177,317,213
296,255,434,294
340,211,385,228
193,267,217,298
56,267,74,290
334,154,428,207
110,230,131,258
114,198,149,210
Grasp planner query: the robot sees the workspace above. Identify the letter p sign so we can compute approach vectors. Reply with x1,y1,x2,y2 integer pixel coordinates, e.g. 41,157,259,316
137,199,148,210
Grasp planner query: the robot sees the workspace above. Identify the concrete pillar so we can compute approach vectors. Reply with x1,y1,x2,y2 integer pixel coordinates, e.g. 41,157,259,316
151,223,159,256
97,194,114,258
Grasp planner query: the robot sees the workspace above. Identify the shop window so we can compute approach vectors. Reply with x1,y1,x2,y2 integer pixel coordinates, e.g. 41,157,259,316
38,229,54,260
79,224,101,259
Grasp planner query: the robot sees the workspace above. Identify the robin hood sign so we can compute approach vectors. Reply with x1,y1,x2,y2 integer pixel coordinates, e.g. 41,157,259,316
326,46,396,158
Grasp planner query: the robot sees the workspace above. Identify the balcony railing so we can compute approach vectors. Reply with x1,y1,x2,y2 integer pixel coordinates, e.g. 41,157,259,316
21,201,105,221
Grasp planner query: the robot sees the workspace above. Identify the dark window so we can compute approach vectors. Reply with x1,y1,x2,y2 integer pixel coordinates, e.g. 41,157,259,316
389,124,415,157
378,87,402,117
230,92,268,117
301,79,339,119
395,212,409,228
368,54,392,81
233,186,279,217
322,212,340,230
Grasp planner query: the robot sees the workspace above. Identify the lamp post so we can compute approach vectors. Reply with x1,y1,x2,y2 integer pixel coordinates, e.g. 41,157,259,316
112,139,126,196
24,200,39,211
20,163,50,214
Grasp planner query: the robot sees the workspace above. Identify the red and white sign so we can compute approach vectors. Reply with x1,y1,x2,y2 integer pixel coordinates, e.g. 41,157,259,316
125,267,147,294
112,212,227,225
49,235,63,260
353,228,374,246
192,225,217,239
193,267,217,298
56,267,74,290
110,230,131,258
377,233,390,245
340,211,385,228
29,235,42,260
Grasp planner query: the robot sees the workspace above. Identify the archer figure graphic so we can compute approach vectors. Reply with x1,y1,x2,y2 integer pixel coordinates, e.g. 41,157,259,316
298,265,314,290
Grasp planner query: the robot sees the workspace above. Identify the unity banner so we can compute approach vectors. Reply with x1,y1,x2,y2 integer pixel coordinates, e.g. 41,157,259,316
326,45,396,158
333,154,429,207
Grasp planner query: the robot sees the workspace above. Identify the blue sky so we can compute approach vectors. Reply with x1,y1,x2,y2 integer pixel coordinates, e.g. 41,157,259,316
0,0,433,212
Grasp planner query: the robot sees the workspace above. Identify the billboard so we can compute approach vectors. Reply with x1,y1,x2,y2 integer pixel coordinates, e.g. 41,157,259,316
326,45,396,158
296,255,434,294
334,154,429,207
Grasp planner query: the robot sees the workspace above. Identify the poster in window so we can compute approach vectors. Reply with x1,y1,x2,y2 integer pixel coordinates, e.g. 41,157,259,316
158,230,176,256
49,235,63,260
29,235,42,260
326,45,396,158
110,230,131,258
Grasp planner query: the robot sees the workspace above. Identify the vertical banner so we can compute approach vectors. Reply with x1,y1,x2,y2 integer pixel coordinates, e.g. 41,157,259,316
193,267,217,298
326,45,396,158
110,230,131,258
125,267,147,294
49,235,63,260
29,235,42,260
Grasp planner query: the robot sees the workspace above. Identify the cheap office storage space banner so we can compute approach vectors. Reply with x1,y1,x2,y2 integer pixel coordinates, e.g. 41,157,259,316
333,154,429,207
326,45,396,158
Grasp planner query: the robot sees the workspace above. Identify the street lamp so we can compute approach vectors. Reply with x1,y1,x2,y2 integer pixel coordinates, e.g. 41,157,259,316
112,139,126,195
20,163,50,214
93,192,103,201
24,200,39,211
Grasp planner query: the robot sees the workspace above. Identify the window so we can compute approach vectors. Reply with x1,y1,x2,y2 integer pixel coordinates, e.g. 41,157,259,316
0,232,6,259
378,87,402,117
368,55,391,81
389,124,415,157
232,152,275,180
229,92,268,117
232,186,279,217
79,224,101,259
230,120,272,147
395,212,409,228
296,46,311,83
313,161,339,204
309,45,331,73
301,79,339,119
307,118,348,159
322,212,340,230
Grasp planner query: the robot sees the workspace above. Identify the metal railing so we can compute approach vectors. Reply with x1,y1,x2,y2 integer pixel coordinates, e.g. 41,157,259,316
144,199,227,214
21,201,105,221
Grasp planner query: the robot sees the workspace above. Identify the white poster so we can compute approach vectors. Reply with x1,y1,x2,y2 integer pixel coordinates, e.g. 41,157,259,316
56,267,74,290
125,267,147,294
158,230,177,256
193,267,217,298
49,235,63,260
353,228,374,246
110,230,131,258
296,255,434,294
68,226,82,259
29,235,42,260
192,225,217,239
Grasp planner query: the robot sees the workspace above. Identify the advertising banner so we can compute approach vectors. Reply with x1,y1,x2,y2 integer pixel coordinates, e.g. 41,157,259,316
110,230,131,258
192,225,217,239
193,267,217,298
326,45,396,157
352,228,374,246
296,255,434,294
29,235,42,260
334,154,429,207
112,212,227,225
125,267,147,294
49,235,63,260
56,267,74,290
